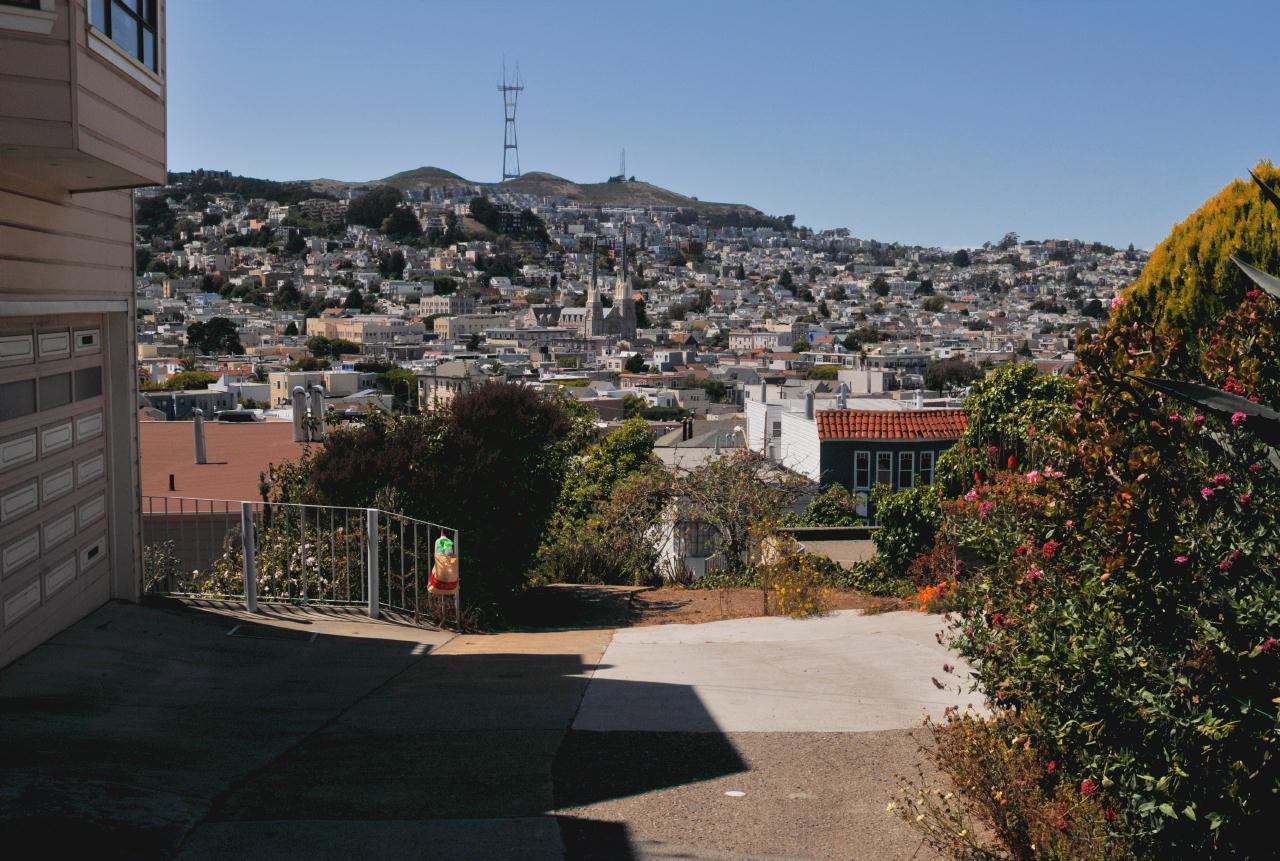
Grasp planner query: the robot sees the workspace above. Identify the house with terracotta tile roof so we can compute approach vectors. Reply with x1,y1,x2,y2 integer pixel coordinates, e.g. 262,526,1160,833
748,379,966,519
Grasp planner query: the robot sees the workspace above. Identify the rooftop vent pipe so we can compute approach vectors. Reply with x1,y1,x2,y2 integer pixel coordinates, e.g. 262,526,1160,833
193,408,207,464
309,385,326,441
292,386,308,442
804,389,815,420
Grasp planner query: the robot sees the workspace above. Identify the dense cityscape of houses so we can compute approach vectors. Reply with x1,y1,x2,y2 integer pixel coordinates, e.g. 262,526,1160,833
134,172,1147,492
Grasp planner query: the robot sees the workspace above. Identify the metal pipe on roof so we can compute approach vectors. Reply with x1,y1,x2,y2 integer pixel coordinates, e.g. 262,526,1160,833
309,385,326,441
292,386,308,442
193,409,207,464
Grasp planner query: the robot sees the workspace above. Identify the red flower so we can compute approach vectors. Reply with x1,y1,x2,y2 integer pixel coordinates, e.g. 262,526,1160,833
1041,540,1060,558
991,612,1006,627
1046,761,1056,774
1104,806,1118,822
1056,817,1069,832
1080,778,1098,796
1007,455,1016,470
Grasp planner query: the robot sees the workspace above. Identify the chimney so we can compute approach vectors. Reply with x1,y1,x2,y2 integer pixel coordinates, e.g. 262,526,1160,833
804,389,814,420
292,386,308,442
193,408,207,464
758,379,767,403
309,385,326,440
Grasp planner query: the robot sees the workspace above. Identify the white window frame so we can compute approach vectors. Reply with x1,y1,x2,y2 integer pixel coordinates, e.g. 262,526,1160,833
898,451,915,489
0,0,55,34
919,450,935,485
854,450,870,490
875,451,893,486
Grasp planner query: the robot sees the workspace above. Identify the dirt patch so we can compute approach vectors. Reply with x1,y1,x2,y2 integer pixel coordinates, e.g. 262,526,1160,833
629,587,910,626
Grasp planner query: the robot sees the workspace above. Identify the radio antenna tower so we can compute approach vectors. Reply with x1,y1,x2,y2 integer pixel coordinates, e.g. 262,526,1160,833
498,61,524,181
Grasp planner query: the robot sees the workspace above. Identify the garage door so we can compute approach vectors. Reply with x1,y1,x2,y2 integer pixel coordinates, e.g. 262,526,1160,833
0,316,110,639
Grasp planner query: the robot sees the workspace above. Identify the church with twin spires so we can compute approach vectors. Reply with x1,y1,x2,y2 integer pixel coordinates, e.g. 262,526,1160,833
570,233,637,340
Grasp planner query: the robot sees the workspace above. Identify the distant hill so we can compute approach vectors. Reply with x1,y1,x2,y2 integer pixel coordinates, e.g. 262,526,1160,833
302,166,787,229
1123,160,1280,352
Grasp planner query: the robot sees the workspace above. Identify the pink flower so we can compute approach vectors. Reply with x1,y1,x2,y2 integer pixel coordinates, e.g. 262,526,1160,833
991,612,1006,627
1194,415,1206,424
1169,413,1181,423
1056,817,1069,832
1219,557,1234,571
1200,487,1214,500
1104,806,1118,822
1239,493,1252,504
1024,567,1043,582
1025,469,1041,483
1110,294,1125,310
1065,519,1074,529
1250,462,1262,473
1259,637,1279,654
1046,761,1056,775
1211,473,1232,485
1080,779,1098,796
1041,540,1060,558
1174,555,1188,564
964,488,979,502
1231,411,1248,426
1014,544,1029,556
978,500,995,516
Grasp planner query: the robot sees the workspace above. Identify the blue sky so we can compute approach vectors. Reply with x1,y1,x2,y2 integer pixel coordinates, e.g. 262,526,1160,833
168,1,1278,248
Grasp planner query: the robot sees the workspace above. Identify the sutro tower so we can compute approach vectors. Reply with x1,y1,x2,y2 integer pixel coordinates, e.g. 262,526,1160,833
498,61,523,181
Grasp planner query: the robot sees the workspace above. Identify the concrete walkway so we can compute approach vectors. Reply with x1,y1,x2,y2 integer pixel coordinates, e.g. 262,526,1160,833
0,600,971,860
576,610,978,733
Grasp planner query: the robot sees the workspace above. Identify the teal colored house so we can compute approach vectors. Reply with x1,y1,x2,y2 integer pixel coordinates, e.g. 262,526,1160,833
813,409,967,516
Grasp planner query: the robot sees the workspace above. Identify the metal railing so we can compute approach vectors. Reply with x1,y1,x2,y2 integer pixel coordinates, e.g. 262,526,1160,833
141,496,460,629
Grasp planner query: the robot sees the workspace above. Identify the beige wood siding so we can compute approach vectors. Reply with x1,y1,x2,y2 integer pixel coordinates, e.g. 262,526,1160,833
0,4,74,151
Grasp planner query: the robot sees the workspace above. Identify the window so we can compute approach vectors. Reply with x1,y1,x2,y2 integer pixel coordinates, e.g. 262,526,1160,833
854,451,870,489
919,451,935,485
771,421,781,439
898,451,915,489
89,0,158,72
1,1,42,9
876,451,893,486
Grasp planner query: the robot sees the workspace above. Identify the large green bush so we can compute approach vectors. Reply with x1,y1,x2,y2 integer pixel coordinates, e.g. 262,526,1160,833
870,483,941,579
269,383,592,620
928,270,1280,858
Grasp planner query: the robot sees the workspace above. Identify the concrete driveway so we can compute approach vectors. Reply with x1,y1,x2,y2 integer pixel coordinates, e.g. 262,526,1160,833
575,609,978,733
1,600,974,860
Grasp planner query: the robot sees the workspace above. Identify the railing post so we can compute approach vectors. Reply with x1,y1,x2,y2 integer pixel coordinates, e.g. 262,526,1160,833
366,508,380,619
241,502,258,613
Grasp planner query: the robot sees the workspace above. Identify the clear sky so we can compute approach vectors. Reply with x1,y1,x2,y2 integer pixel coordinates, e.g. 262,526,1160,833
168,0,1278,249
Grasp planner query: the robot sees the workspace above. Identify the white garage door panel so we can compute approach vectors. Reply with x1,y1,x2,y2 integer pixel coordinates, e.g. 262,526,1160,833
4,580,41,626
44,556,77,595
0,315,109,641
0,432,36,469
2,529,40,575
43,509,75,550
0,481,38,522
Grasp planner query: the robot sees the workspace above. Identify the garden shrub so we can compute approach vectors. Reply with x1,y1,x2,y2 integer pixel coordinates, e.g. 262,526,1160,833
897,710,1133,861
931,292,1280,857
871,483,942,578
267,383,592,622
800,483,866,526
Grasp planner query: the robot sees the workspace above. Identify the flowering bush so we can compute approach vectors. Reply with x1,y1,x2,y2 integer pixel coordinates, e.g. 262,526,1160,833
752,526,830,619
897,710,1132,861
924,287,1280,858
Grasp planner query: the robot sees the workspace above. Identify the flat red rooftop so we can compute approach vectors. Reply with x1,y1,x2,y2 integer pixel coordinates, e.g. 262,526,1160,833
140,421,312,501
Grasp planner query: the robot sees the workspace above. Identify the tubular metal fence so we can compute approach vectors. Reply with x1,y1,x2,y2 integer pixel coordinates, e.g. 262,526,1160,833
141,496,460,629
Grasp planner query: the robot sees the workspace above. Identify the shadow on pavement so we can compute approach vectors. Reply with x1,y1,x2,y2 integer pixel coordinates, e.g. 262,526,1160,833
0,600,745,859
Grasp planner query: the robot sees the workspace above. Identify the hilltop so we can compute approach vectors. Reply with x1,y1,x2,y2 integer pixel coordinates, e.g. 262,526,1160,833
303,166,786,228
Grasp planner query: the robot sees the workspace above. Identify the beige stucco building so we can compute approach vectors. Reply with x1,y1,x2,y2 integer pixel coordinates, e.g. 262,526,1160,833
1,0,166,666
